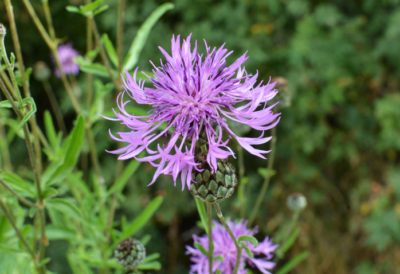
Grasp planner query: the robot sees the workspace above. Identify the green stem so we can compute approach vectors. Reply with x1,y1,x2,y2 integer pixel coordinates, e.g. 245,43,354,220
42,80,67,134
0,199,42,274
214,203,242,274
0,177,37,208
91,18,119,89
0,118,12,172
237,145,246,218
41,0,56,40
117,0,125,76
206,203,214,274
0,65,13,94
85,127,103,180
248,127,277,226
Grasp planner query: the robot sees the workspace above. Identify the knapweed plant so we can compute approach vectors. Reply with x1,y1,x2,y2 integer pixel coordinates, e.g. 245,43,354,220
0,0,307,273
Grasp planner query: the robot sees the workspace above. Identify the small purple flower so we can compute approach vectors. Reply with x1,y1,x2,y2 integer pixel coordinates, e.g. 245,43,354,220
186,219,278,274
54,43,79,77
107,34,280,189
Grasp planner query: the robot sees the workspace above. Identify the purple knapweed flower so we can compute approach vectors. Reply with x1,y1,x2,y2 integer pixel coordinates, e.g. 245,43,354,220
107,34,280,189
54,43,79,77
186,219,278,274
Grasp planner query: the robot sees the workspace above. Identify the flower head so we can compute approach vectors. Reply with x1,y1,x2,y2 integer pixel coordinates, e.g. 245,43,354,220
186,219,278,274
54,43,79,77
107,34,280,189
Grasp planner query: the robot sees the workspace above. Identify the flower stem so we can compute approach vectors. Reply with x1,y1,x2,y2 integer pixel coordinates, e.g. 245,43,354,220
237,145,246,218
90,18,119,89
248,127,277,226
0,199,43,274
0,118,12,172
0,177,37,208
41,80,67,134
214,203,242,274
206,203,214,274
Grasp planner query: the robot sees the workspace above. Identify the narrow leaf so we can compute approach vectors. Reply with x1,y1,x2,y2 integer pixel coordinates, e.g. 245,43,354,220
194,243,208,256
46,198,83,219
66,6,80,13
80,0,103,12
101,33,118,67
244,246,254,258
93,5,109,16
123,3,174,71
143,253,160,262
238,235,259,248
43,111,58,150
195,199,208,235
276,252,309,274
118,196,163,241
18,97,37,129
278,227,300,256
137,261,161,270
107,160,141,195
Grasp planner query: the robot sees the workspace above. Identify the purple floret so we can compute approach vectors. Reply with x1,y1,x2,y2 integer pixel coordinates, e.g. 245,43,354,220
186,219,278,274
54,43,79,77
107,34,280,189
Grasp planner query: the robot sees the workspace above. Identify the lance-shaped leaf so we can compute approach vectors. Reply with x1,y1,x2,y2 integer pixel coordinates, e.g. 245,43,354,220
238,235,259,248
123,3,174,71
276,251,309,274
101,34,118,67
107,159,142,195
195,199,208,235
116,196,163,244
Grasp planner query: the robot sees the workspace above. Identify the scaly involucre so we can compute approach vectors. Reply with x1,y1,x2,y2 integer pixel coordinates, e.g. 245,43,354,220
186,219,278,274
107,34,280,189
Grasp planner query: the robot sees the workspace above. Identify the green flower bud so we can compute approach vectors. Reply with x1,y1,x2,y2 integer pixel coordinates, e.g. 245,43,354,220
190,151,238,204
114,238,146,269
287,193,307,212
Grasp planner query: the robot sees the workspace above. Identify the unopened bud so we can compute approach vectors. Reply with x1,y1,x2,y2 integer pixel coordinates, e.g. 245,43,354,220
114,238,146,269
287,193,307,212
33,61,51,81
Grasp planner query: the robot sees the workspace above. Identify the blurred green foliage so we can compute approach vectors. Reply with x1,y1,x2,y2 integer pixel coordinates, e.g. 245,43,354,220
1,0,400,273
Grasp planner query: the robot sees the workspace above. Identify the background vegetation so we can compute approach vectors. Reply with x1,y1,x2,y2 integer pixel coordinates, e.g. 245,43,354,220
1,0,400,273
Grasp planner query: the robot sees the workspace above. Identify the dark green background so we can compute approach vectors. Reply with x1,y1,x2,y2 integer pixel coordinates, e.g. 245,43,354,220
1,0,400,273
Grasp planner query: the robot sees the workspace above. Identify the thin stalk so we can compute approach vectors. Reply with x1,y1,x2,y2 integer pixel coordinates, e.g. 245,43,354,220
22,0,81,114
206,203,214,274
248,127,277,226
0,66,13,94
0,119,12,172
0,199,42,273
85,2,93,111
41,80,67,134
41,0,56,40
0,177,37,208
68,73,82,98
237,145,246,218
116,0,125,78
86,127,102,179
214,203,242,274
91,19,119,89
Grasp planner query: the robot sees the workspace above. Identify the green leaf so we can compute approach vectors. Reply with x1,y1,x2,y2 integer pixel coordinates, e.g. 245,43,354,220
46,225,76,240
244,246,254,258
18,97,37,129
43,110,60,153
80,0,103,12
74,56,118,78
93,5,109,16
101,34,118,67
46,198,83,219
28,207,37,218
143,253,160,262
194,243,208,256
216,270,221,274
275,252,309,274
66,6,80,13
140,234,151,246
0,100,14,108
257,168,276,179
37,258,51,267
0,243,25,254
0,172,36,198
195,199,208,235
117,196,163,242
107,160,141,195
238,235,258,248
137,261,161,271
123,3,174,71
85,48,100,62
214,255,224,261
42,188,58,199
277,227,300,256
43,115,85,187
